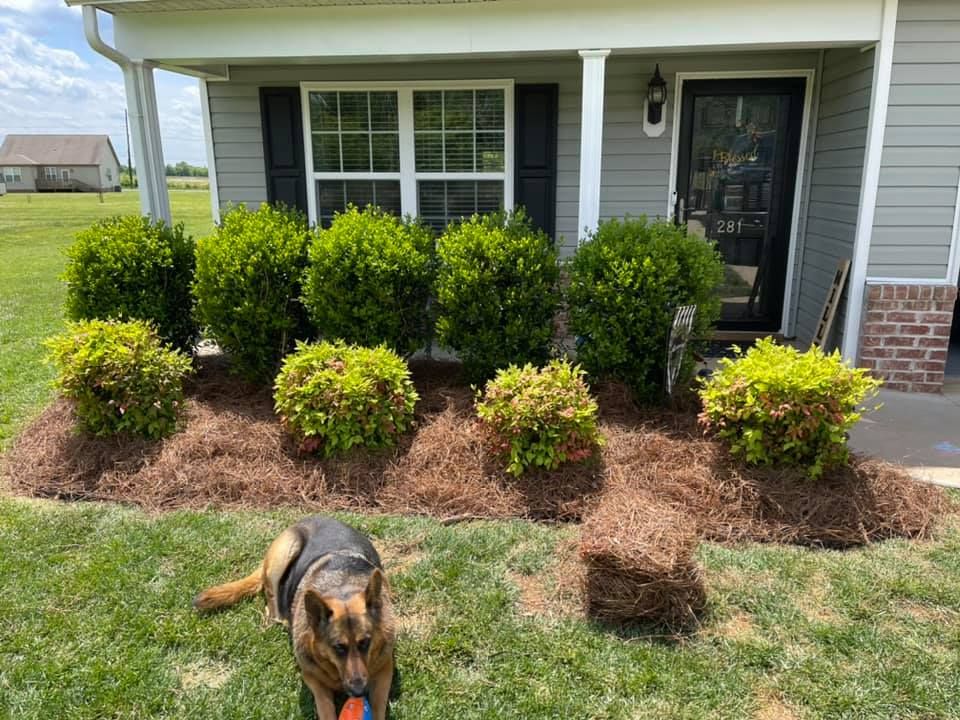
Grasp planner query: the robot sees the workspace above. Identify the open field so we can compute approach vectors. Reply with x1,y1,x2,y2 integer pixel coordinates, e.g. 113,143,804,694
0,190,213,446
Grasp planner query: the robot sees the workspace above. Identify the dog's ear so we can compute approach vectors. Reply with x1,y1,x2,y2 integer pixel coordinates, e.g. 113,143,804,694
364,569,384,614
304,589,333,629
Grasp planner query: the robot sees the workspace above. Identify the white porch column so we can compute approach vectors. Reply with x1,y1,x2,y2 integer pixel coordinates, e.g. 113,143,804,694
577,49,610,244
840,0,898,361
122,61,171,224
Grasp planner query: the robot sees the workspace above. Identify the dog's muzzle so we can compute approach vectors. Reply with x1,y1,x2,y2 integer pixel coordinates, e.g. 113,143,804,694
346,678,367,697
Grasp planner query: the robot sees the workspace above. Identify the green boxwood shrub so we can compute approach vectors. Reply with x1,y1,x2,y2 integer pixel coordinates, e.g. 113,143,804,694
273,340,418,456
62,215,197,351
302,206,434,355
193,204,311,381
45,319,193,440
435,210,559,382
566,216,724,401
698,338,882,478
476,359,602,476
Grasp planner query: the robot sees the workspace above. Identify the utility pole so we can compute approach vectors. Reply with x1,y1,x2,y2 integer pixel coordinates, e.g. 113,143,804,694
124,108,134,187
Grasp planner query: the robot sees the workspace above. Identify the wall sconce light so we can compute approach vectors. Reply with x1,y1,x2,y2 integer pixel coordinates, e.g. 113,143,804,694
642,63,668,138
646,64,667,124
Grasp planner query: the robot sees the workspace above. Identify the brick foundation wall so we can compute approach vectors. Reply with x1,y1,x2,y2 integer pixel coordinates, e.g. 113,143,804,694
858,283,958,393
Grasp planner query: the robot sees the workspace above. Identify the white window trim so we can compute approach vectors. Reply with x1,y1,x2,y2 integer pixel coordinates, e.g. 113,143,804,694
2,167,21,182
665,68,817,338
300,79,515,226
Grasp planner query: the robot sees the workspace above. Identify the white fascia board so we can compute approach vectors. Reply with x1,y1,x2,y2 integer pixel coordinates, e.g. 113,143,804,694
113,0,882,63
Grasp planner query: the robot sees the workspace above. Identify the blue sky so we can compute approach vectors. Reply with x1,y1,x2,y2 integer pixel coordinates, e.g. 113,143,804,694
0,0,205,166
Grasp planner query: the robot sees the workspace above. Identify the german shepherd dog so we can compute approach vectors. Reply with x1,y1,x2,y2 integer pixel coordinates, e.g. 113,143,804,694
194,516,396,720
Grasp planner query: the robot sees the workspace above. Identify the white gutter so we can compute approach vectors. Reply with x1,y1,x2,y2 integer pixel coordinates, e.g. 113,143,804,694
82,5,171,224
82,5,126,64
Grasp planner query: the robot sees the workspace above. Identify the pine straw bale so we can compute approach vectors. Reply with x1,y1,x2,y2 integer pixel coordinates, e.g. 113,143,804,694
579,485,706,627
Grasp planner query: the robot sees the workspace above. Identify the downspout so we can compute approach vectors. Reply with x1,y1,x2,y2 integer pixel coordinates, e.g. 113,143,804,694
82,5,126,65
82,6,171,223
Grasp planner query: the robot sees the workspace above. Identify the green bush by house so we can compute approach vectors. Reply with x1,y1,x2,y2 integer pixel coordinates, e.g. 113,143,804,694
435,210,560,382
476,359,602,476
302,206,435,356
273,340,418,456
566,216,723,401
698,338,882,478
62,215,197,352
193,204,311,382
45,319,193,440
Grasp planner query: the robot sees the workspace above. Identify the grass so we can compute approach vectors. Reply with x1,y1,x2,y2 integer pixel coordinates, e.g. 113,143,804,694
1,497,959,719
0,190,213,447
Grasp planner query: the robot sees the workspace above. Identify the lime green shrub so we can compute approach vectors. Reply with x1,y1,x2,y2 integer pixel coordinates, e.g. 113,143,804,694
193,204,311,381
566,216,723,401
476,359,602,476
698,338,882,477
303,206,434,355
45,319,193,440
273,340,418,456
62,215,197,351
435,210,559,382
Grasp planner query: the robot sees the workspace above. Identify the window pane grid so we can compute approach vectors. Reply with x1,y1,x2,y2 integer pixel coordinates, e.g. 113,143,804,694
413,89,504,173
309,90,399,173
307,85,509,225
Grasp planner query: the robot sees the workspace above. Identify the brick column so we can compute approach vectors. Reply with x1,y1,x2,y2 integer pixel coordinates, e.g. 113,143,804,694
858,283,957,393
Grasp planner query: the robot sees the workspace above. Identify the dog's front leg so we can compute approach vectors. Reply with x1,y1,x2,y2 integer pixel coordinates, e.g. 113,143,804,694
367,653,394,720
302,673,337,720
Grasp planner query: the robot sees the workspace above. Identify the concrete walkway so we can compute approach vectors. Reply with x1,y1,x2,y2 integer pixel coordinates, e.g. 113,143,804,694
849,388,960,488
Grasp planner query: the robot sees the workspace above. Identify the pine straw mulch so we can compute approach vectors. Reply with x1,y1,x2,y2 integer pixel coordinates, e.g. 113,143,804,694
3,356,951,550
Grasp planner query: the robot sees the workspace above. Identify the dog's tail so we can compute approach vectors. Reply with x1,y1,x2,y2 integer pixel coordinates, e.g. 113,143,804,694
193,566,263,611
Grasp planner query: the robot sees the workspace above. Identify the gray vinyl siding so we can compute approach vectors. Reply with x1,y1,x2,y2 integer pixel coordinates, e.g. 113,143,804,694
794,48,874,349
1,166,35,191
868,0,960,280
206,51,816,256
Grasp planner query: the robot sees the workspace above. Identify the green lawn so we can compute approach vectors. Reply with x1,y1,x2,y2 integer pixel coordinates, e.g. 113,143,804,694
0,190,213,446
2,190,960,718
1,498,959,719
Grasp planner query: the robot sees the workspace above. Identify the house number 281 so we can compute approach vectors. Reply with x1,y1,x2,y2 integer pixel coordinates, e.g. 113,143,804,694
714,218,743,235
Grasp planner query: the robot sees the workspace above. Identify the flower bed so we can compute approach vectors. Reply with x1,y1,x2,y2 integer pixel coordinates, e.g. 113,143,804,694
4,355,946,548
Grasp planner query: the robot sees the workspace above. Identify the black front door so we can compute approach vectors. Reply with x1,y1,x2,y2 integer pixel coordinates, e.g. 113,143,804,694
675,78,805,331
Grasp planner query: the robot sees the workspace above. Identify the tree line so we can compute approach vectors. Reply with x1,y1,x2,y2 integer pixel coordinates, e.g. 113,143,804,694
120,162,209,178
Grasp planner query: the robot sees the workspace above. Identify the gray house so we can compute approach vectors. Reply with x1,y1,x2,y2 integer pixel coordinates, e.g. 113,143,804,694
0,134,122,193
70,0,960,392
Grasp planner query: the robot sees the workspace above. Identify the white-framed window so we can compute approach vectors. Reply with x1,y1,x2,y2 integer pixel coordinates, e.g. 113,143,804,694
106,168,113,182
2,167,21,183
44,167,57,181
301,81,514,230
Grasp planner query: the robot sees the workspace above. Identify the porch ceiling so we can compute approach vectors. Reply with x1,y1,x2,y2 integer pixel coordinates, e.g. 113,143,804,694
66,0,497,12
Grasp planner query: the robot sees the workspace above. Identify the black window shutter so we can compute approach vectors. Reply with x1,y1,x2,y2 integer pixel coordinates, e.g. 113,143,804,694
514,84,558,239
259,87,308,215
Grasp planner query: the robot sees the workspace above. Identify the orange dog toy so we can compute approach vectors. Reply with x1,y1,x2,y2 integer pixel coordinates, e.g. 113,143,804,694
339,697,373,720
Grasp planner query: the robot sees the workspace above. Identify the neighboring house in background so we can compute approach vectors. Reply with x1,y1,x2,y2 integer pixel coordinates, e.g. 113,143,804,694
0,135,122,193
70,0,960,393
